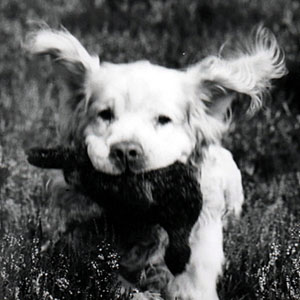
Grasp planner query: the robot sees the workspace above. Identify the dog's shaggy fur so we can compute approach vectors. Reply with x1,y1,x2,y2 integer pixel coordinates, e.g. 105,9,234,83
25,26,286,299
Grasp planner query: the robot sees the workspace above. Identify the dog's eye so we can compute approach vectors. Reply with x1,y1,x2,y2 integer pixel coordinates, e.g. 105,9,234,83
97,108,114,122
157,115,172,125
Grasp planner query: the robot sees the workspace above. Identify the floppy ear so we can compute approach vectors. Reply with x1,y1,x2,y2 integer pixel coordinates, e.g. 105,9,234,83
25,28,100,98
188,27,287,120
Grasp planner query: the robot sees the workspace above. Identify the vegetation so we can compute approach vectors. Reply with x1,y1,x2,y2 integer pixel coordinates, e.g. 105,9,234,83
0,0,299,299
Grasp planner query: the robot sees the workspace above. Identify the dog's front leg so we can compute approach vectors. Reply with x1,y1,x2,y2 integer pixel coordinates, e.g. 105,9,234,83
166,213,223,300
166,145,243,300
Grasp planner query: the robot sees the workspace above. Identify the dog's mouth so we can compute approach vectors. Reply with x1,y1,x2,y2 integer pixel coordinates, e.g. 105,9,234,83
25,145,195,205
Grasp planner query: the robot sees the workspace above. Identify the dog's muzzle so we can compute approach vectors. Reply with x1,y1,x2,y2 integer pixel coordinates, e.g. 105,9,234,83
109,141,145,173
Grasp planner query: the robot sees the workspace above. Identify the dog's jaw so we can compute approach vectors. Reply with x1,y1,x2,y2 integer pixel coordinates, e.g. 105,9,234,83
85,132,193,174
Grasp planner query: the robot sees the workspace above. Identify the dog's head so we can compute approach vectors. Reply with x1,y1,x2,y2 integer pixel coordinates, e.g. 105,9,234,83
26,27,286,174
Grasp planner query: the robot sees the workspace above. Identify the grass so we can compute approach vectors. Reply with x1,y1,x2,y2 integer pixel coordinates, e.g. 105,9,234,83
0,0,300,299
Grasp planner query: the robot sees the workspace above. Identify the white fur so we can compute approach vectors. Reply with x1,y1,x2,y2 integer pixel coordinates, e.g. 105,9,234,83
187,26,286,111
26,27,286,300
26,28,100,74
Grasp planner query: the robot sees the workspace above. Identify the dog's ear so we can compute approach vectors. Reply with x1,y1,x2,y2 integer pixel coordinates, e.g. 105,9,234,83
25,28,100,97
187,27,287,120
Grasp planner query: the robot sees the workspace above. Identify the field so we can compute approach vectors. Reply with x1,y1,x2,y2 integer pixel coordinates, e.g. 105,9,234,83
0,0,299,299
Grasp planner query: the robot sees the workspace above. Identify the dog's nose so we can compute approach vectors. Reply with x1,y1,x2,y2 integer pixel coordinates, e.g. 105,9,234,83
110,141,144,171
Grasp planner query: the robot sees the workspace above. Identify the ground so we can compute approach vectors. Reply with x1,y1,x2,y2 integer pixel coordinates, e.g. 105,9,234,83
0,1,299,299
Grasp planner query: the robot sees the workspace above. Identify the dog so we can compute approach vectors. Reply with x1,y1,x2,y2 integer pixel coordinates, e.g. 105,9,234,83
25,26,286,300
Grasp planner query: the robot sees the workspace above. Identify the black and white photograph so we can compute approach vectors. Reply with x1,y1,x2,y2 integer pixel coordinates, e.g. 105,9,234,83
0,1,299,299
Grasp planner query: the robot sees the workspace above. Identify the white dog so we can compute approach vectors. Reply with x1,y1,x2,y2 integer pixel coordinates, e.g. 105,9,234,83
26,27,286,300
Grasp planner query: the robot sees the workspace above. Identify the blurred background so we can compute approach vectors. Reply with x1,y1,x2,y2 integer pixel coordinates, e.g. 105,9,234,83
0,1,299,299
